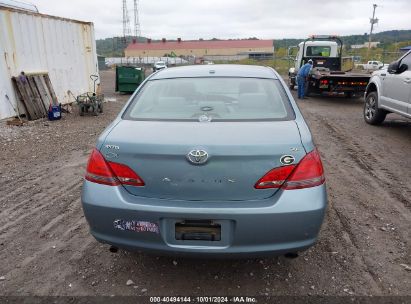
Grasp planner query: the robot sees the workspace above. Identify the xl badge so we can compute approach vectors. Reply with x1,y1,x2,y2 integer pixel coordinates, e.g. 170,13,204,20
280,155,295,165
187,150,209,165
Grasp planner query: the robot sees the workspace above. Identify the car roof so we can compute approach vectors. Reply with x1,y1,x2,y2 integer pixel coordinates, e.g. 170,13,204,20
149,64,278,80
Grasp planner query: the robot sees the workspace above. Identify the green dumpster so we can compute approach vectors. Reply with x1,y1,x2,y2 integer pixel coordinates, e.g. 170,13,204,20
115,66,145,93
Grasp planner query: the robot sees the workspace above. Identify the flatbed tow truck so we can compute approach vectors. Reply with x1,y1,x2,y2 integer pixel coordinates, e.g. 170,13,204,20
288,35,371,97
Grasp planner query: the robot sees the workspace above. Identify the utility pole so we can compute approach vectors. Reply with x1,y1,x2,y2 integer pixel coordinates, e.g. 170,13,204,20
366,4,378,61
134,0,141,39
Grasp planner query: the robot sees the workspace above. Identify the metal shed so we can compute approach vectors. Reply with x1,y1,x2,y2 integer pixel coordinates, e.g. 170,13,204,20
0,3,99,120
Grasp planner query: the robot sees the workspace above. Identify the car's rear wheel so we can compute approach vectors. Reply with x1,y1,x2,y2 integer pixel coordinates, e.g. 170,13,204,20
364,92,387,125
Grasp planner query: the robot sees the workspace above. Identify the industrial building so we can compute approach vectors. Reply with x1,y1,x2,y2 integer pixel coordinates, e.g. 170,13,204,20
124,39,275,60
0,1,99,120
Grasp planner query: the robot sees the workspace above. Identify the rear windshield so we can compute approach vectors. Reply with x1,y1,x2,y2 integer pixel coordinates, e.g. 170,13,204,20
123,77,294,122
306,46,331,57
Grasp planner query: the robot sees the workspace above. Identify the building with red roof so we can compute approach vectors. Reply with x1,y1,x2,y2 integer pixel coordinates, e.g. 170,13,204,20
124,39,274,59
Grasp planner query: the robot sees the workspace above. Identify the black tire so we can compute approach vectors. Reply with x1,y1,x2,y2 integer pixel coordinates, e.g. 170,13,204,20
79,105,84,116
364,92,387,125
305,85,311,97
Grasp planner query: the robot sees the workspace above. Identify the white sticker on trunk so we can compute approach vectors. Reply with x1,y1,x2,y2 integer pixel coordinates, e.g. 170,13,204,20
114,220,159,234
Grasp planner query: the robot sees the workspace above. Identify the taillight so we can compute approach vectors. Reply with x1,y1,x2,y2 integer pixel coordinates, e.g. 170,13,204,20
255,149,325,190
283,149,325,190
85,149,119,186
255,165,296,189
107,161,145,186
85,148,145,187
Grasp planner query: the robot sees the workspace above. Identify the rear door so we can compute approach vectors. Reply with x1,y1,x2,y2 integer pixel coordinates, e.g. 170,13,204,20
381,52,411,114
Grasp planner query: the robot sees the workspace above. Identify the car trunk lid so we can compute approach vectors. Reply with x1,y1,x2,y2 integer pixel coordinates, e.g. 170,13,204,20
102,120,306,201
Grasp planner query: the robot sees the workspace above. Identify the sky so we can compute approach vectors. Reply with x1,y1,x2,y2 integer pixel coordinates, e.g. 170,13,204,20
28,0,411,40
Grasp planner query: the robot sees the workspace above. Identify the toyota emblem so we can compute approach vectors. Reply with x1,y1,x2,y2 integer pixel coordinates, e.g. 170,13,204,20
187,150,209,165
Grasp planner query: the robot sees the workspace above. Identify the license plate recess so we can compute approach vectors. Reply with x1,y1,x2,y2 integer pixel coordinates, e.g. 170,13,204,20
175,220,221,241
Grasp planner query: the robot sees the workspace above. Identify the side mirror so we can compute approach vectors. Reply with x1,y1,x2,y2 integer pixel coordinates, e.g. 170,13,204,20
387,61,399,74
398,63,408,73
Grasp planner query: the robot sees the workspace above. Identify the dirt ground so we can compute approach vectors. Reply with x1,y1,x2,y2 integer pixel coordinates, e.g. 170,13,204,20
0,69,410,297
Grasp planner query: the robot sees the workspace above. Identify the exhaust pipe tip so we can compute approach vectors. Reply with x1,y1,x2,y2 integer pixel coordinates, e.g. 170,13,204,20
109,246,118,253
284,252,299,259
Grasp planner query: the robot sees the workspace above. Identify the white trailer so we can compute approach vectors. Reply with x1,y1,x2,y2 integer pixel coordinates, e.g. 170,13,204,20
0,3,99,120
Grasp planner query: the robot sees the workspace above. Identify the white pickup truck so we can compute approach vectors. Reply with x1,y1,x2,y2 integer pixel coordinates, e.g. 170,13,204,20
364,50,411,125
357,60,384,70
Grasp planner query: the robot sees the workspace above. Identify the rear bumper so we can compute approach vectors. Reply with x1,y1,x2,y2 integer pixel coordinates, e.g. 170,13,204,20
309,83,368,93
309,76,370,94
81,181,327,257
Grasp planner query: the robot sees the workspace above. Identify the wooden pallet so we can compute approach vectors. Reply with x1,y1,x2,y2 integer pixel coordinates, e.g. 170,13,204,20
12,73,58,121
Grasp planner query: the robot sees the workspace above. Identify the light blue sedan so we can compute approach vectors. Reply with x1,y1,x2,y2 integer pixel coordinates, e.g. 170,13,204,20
81,64,327,257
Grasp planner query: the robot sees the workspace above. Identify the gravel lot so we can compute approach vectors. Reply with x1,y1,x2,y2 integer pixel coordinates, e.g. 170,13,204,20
0,69,410,297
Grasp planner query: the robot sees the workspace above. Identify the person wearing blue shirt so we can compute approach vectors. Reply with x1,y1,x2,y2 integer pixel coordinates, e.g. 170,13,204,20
297,59,313,99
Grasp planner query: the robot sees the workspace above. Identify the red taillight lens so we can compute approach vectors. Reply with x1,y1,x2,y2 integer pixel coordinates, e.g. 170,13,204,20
107,161,145,186
85,149,120,186
255,165,296,189
85,149,144,187
283,149,325,190
255,149,325,190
